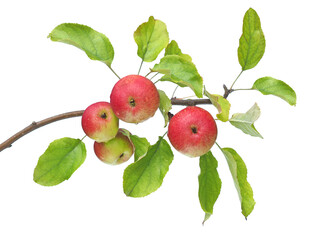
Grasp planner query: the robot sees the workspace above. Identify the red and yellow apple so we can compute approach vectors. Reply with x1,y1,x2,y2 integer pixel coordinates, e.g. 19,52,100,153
168,106,217,157
94,128,134,165
81,101,119,142
110,75,160,123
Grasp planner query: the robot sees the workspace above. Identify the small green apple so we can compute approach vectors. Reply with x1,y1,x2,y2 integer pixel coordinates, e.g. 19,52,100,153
94,128,134,165
81,101,119,142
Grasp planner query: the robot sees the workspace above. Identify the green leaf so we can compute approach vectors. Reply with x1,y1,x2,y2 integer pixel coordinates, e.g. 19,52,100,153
33,137,86,186
204,88,231,122
203,213,211,225
198,151,222,224
123,136,174,197
130,135,150,162
164,40,192,62
48,23,114,67
152,55,203,98
229,103,263,138
158,90,172,127
221,148,255,218
238,8,265,70
252,77,297,106
134,16,169,62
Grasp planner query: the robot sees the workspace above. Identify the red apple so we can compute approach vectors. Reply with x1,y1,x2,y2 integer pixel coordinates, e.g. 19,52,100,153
81,101,119,142
168,106,217,157
94,129,134,165
110,75,160,123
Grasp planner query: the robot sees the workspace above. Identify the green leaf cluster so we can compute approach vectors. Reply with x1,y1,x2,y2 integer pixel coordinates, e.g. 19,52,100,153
196,8,296,221
133,17,203,98
197,146,255,221
201,8,296,143
164,40,192,61
152,40,203,98
197,9,295,221
236,9,296,106
152,55,203,98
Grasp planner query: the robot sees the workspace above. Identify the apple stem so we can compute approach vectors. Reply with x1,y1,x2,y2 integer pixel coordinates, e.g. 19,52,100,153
145,71,152,78
81,135,87,141
215,142,223,151
150,72,159,81
161,131,168,139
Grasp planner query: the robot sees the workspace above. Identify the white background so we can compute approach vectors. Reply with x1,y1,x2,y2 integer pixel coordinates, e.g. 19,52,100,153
0,0,319,239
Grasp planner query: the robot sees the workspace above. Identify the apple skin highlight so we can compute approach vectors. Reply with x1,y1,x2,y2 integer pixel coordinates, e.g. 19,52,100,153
110,75,160,123
168,106,217,157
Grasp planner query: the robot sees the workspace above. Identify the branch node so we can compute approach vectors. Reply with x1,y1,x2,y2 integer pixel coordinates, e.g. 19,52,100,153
223,84,234,99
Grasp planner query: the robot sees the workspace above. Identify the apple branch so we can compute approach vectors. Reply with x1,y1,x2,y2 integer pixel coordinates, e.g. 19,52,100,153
171,98,211,106
0,110,84,152
0,98,213,153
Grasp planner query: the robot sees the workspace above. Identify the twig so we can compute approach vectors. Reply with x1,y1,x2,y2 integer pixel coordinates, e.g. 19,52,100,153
171,98,211,106
0,98,213,153
0,110,84,152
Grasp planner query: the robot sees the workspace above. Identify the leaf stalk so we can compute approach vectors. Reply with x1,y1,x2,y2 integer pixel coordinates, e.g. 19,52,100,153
108,65,121,79
138,59,144,75
223,70,244,98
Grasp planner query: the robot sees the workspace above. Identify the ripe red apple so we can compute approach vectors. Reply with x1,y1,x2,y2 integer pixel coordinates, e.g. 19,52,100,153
168,106,217,157
94,128,134,165
81,101,119,142
110,75,160,123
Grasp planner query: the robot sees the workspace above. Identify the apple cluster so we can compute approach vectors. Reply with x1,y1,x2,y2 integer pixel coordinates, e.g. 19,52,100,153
81,74,218,164
81,74,159,164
